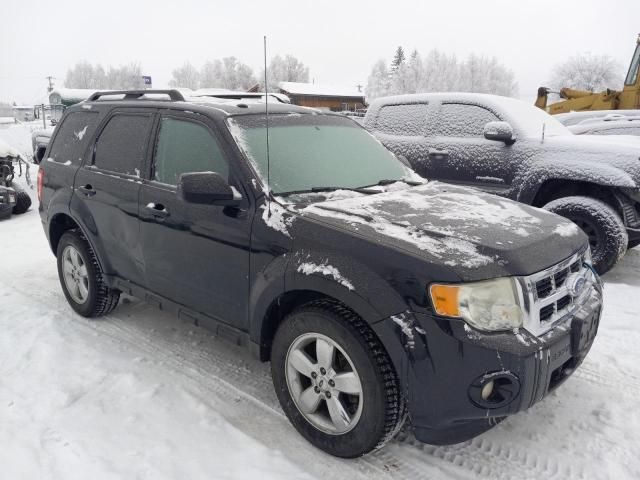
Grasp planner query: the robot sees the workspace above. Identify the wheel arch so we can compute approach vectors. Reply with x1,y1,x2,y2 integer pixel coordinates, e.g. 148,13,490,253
253,288,384,362
529,178,623,215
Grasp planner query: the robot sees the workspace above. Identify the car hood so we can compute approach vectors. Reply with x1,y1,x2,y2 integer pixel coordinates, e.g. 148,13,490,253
541,135,640,186
298,182,586,281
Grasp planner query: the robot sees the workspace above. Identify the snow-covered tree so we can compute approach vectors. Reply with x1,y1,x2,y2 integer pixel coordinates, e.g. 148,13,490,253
105,63,144,89
64,61,143,89
549,53,623,92
200,57,256,90
365,59,392,100
391,46,406,72
169,62,200,90
64,61,100,89
261,54,310,91
458,54,517,96
365,48,518,101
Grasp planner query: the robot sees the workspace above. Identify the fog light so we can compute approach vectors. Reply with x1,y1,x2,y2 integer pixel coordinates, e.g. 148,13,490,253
481,380,495,400
469,371,520,409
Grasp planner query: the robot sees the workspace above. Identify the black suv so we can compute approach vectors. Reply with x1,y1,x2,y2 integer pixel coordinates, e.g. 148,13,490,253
39,90,603,458
364,93,640,273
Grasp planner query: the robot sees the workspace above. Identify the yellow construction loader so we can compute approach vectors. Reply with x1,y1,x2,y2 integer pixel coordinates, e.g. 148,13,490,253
535,34,640,114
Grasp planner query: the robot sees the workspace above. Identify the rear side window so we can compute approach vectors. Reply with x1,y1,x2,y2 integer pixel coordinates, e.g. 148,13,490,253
94,114,153,175
47,111,100,165
153,117,229,185
435,103,499,137
375,103,428,135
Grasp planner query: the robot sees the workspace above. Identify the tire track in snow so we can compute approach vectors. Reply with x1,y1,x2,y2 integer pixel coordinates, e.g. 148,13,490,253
0,274,628,480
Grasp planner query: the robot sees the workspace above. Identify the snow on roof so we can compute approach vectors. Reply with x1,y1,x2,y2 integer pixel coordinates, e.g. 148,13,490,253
49,88,100,103
278,82,364,98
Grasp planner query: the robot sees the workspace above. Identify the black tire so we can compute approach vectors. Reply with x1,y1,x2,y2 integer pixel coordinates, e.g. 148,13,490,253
544,196,628,274
12,190,31,214
56,230,120,317
271,299,406,458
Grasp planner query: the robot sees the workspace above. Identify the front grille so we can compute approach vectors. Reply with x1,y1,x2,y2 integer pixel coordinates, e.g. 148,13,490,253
520,248,594,336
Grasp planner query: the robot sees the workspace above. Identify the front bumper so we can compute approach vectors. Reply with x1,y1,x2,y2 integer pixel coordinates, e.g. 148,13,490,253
373,280,602,445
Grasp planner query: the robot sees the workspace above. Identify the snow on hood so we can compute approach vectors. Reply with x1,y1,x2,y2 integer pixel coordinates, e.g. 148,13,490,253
300,182,585,277
541,135,640,187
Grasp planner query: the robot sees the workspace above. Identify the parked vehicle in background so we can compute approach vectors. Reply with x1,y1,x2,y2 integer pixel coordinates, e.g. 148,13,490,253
39,89,602,458
0,138,32,214
555,109,640,126
534,34,640,114
364,93,640,273
569,117,640,136
32,128,53,164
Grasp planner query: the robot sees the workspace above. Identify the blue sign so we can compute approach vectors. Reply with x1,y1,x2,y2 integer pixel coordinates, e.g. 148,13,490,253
142,76,152,86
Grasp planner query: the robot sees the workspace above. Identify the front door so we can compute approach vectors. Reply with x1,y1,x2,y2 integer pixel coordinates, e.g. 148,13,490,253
139,111,252,329
428,102,515,196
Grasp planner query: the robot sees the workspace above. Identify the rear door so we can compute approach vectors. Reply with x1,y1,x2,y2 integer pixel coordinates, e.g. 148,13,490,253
41,109,103,213
428,102,514,194
139,111,252,328
73,110,155,286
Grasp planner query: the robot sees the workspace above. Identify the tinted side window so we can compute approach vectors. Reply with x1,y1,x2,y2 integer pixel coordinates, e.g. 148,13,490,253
47,111,100,165
153,117,228,186
435,103,499,137
375,103,428,135
94,114,153,175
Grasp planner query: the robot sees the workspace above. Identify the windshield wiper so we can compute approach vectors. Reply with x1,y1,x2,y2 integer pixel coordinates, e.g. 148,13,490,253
358,178,423,189
276,186,378,197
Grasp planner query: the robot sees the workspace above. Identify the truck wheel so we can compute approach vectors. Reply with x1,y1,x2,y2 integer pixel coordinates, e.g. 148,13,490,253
271,300,406,458
12,191,31,214
56,230,120,317
544,196,628,274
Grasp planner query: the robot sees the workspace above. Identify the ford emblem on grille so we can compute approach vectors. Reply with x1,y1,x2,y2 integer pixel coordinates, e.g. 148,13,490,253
566,273,586,298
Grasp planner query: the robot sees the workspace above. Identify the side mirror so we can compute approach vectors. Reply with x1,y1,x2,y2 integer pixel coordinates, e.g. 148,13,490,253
483,121,515,144
177,172,241,206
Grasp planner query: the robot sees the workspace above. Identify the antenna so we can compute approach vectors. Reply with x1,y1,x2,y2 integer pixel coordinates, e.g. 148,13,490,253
264,35,271,217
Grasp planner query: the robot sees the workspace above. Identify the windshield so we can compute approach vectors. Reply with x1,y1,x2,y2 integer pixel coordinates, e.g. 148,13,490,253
227,114,413,195
498,97,571,138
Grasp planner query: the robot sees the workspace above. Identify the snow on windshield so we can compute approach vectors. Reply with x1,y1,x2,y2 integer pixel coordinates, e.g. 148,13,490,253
495,97,570,138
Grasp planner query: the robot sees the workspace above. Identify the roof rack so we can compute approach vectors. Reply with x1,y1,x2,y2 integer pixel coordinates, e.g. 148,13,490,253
87,89,185,102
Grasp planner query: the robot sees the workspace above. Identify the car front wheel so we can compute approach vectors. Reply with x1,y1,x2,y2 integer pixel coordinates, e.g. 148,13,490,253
544,196,628,274
271,300,406,458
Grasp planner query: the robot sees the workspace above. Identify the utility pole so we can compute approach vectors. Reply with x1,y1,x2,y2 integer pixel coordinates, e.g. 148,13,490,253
45,76,54,93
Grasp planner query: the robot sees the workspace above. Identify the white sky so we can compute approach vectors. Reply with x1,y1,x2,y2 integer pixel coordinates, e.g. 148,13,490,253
1,0,639,104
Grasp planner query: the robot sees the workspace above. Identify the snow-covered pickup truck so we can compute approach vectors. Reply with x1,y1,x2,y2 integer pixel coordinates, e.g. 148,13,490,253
39,90,602,457
364,93,640,273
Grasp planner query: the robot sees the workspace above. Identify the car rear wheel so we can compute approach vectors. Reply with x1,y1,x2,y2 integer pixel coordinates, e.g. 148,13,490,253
544,196,628,274
12,190,31,214
57,230,120,317
271,300,406,458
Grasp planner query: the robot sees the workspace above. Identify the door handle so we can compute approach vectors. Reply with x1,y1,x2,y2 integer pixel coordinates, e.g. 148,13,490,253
428,149,449,159
146,202,170,218
77,184,96,197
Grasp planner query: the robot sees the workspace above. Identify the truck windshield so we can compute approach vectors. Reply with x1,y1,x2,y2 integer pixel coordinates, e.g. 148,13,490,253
227,114,413,195
499,97,571,138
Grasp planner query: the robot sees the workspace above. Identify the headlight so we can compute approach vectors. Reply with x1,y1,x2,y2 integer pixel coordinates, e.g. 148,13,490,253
429,278,523,331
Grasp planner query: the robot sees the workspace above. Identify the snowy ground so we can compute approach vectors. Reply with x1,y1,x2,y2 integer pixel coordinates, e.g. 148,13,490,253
1,123,639,479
